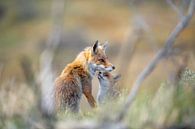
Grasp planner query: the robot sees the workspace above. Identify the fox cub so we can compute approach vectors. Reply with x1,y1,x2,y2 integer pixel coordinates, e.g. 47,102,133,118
55,41,115,112
97,71,121,105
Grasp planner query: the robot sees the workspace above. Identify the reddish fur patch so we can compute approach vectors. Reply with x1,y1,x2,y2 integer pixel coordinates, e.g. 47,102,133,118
55,43,114,112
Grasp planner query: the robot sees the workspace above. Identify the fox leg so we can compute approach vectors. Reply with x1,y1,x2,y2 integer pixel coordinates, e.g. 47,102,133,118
83,83,97,108
85,92,97,108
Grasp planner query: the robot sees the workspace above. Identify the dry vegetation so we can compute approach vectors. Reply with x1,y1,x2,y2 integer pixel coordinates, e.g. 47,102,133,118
0,0,195,129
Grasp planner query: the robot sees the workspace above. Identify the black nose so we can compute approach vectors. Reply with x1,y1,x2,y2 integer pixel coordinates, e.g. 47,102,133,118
112,66,115,70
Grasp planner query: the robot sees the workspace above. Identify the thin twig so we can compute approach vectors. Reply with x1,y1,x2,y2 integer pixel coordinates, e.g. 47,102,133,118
0,63,4,84
115,0,195,122
166,0,184,19
116,16,143,87
39,0,65,117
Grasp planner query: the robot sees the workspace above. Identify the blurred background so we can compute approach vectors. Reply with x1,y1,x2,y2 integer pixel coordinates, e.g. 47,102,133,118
0,0,195,129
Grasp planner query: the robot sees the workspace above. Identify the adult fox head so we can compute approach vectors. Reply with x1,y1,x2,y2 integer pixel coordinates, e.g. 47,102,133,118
87,40,115,75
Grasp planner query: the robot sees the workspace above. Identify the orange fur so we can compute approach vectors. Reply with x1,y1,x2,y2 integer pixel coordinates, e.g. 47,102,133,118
55,41,114,112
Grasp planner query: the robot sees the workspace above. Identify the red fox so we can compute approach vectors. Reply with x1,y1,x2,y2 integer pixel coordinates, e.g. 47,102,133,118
55,41,115,112
97,71,121,105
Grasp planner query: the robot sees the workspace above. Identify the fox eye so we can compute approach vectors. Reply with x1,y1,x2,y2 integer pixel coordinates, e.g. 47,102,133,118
99,59,105,62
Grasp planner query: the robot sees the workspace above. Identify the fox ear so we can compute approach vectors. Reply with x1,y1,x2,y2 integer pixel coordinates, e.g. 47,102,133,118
113,74,121,82
92,40,99,55
102,41,108,51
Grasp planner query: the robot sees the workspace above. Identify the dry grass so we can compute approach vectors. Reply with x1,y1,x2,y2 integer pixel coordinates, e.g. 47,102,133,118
0,1,195,128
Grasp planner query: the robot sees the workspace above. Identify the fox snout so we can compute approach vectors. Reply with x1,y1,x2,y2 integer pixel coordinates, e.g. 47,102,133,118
104,65,115,72
104,61,115,71
97,64,115,72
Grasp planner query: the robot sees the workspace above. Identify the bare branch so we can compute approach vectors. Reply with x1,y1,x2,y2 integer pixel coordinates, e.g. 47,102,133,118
39,0,65,117
166,0,184,19
115,0,195,122
0,63,4,84
116,16,144,87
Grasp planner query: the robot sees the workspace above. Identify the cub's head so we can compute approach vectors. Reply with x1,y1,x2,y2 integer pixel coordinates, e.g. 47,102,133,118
88,40,115,74
97,72,121,88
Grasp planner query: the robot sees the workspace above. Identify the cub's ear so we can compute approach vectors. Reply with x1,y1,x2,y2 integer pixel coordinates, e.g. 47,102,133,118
102,41,108,51
92,40,99,55
113,74,121,82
